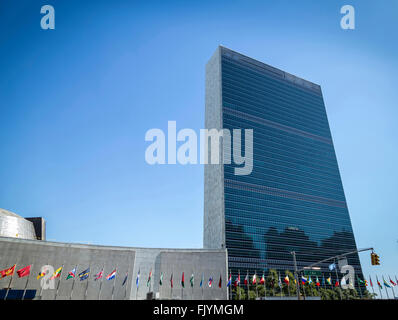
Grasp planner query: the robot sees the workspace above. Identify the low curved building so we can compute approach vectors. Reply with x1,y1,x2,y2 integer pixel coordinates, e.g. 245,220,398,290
0,208,37,240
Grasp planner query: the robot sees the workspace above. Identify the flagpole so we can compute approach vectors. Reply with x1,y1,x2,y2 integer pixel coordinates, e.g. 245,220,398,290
271,272,275,297
124,272,129,300
54,262,65,300
333,260,342,300
246,270,249,300
227,270,230,300
238,270,240,300
376,275,383,299
395,276,398,298
301,273,306,300
170,272,173,300
263,271,266,300
22,264,33,300
39,262,48,299
136,269,140,300
181,272,183,300
201,273,203,300
382,276,390,299
369,275,375,298
4,263,17,300
111,265,118,300
389,276,396,299
255,270,258,299
69,264,78,300
98,265,104,300
84,265,91,300
277,271,281,297
191,270,195,300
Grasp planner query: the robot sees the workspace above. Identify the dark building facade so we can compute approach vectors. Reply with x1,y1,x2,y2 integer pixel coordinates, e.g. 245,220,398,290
204,46,363,287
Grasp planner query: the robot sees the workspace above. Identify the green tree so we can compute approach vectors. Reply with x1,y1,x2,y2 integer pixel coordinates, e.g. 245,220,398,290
248,289,257,300
232,286,246,300
281,270,297,296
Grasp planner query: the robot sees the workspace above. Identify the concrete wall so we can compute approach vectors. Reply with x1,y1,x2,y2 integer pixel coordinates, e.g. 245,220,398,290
133,249,228,300
0,237,228,300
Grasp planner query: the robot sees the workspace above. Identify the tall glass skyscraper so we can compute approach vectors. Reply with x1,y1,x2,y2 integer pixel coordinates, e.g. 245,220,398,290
204,46,363,286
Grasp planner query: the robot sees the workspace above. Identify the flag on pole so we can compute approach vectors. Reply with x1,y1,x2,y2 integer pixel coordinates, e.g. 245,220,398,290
227,273,232,287
383,277,391,288
122,272,128,286
50,267,63,280
284,275,290,285
147,270,152,286
369,276,373,287
181,272,185,288
106,269,117,281
37,271,45,280
301,276,307,285
235,273,241,287
260,274,265,285
94,270,103,281
326,275,332,285
190,273,194,287
329,263,336,271
308,276,312,285
244,273,248,285
389,277,396,286
200,273,203,288
159,273,163,286
278,274,282,288
208,276,213,287
341,276,346,286
66,268,77,280
357,277,367,286
136,269,140,287
170,273,173,288
335,280,340,287
377,277,382,289
17,265,31,278
218,275,222,288
321,276,325,286
79,268,90,281
252,273,257,285
0,265,16,278
315,277,320,287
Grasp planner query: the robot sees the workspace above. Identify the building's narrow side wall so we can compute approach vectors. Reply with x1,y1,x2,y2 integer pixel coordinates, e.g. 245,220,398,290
204,46,225,249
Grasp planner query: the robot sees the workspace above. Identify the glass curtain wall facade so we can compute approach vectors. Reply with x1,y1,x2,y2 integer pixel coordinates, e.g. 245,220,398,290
204,46,364,290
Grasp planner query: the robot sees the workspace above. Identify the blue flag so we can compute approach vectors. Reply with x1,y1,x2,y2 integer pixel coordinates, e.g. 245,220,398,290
136,269,140,287
79,268,90,281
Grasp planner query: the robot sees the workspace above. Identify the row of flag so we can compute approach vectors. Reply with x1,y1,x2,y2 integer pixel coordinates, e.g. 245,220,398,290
137,270,224,289
0,264,128,287
2,264,397,292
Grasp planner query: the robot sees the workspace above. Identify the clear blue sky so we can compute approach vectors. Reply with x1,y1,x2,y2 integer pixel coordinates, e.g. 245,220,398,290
0,0,397,280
